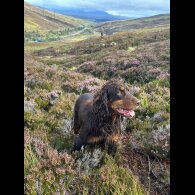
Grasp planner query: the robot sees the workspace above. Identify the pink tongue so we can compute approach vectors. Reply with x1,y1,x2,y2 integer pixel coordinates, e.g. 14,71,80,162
117,109,135,117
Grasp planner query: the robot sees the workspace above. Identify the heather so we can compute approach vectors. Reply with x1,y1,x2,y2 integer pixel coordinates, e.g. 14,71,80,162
24,15,170,194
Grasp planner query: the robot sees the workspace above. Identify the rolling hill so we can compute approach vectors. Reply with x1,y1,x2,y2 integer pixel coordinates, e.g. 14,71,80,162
95,14,170,35
24,2,92,32
24,4,170,194
25,3,170,43
24,2,97,42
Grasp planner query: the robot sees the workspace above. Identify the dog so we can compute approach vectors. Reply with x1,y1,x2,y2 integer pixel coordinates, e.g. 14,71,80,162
71,79,140,156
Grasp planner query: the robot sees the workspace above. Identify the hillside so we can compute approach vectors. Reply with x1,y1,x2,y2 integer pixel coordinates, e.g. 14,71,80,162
24,2,98,43
24,3,170,43
42,6,130,22
24,2,92,32
24,22,170,194
95,14,170,35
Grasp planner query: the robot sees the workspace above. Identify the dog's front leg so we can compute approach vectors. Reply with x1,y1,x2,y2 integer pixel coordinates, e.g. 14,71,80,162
107,141,117,157
71,136,86,153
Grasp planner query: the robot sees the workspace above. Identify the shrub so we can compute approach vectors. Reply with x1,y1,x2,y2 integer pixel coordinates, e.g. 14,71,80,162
24,130,145,195
36,80,54,91
76,148,104,175
35,96,51,111
143,124,170,159
24,100,36,113
24,112,46,131
78,78,102,93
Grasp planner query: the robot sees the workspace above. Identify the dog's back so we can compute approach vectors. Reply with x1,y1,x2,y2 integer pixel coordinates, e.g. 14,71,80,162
72,93,93,134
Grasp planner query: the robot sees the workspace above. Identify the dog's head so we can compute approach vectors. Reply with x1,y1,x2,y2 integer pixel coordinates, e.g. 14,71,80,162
93,79,140,118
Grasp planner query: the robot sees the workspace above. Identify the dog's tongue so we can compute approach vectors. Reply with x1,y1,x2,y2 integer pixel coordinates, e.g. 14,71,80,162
116,108,135,118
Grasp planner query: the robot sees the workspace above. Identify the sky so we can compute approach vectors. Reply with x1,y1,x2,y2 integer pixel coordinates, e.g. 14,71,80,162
25,0,170,18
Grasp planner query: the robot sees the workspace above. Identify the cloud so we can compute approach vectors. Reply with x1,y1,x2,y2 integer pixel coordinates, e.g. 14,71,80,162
106,9,169,18
25,0,170,17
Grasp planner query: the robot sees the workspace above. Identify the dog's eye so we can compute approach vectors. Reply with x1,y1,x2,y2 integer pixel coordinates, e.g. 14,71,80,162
120,86,125,91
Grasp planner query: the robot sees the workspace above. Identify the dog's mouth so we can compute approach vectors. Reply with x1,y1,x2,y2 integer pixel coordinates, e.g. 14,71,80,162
115,108,135,118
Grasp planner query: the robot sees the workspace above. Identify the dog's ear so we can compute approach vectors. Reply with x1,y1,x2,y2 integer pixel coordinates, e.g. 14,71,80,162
93,88,109,116
100,88,109,114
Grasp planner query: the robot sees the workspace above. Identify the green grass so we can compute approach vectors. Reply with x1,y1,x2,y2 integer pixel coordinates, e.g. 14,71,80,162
24,144,38,175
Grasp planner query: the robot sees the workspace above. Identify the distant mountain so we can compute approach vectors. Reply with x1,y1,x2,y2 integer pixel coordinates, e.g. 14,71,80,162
38,6,131,22
24,2,92,32
95,14,170,35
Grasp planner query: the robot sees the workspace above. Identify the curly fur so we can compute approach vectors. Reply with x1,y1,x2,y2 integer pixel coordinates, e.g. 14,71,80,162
71,79,139,156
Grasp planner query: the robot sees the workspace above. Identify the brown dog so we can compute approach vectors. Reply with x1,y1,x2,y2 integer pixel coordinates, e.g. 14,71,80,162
71,79,140,156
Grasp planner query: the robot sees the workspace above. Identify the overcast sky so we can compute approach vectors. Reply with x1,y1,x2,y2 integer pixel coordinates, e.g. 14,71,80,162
25,0,170,17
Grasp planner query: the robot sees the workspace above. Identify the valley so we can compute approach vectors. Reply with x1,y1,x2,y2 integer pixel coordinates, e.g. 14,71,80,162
24,3,170,195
